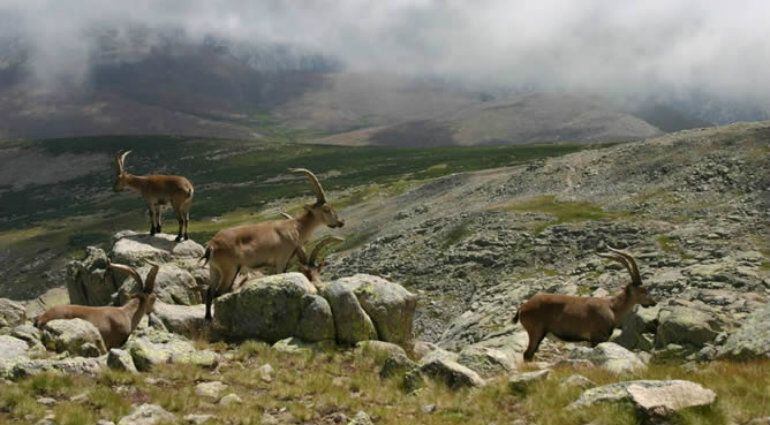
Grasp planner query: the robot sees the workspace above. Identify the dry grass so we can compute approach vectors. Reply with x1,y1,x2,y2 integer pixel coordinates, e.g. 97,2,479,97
1,344,768,424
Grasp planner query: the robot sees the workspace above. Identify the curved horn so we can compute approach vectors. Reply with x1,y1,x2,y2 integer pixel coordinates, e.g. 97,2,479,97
143,264,159,294
116,150,131,171
293,246,310,265
607,247,641,285
598,252,638,286
279,212,293,220
289,168,327,204
309,236,344,264
108,263,143,289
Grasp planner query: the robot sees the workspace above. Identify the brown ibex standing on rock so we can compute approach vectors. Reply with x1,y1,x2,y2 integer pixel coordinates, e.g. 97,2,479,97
113,150,194,242
513,247,656,360
201,168,344,321
35,263,158,349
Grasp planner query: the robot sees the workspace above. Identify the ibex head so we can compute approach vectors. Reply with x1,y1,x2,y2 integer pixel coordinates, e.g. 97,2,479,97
108,262,159,314
113,150,132,192
290,168,345,228
599,247,656,307
295,236,344,283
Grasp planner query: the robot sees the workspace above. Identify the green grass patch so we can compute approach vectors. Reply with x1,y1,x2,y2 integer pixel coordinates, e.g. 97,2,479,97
497,195,624,232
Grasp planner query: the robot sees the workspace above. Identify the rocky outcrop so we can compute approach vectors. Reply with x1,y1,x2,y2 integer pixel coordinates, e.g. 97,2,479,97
508,369,550,395
655,305,722,350
151,302,207,339
569,342,647,374
41,318,107,357
117,264,201,306
0,298,26,329
718,302,770,360
323,274,417,345
571,379,716,419
117,403,176,425
110,231,205,266
215,273,335,343
420,357,485,389
215,272,416,347
67,232,207,308
0,335,30,378
125,329,218,371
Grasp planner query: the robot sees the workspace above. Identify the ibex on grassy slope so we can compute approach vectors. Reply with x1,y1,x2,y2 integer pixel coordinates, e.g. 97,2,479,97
35,263,158,349
113,150,194,242
513,248,656,361
201,168,344,321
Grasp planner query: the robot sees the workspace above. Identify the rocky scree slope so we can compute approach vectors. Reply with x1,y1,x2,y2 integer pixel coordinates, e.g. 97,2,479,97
326,122,770,361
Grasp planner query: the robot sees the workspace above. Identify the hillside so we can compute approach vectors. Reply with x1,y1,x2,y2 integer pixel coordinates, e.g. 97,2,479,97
0,123,769,425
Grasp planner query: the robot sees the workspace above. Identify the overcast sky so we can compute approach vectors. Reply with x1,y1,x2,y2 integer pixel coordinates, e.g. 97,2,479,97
2,0,769,105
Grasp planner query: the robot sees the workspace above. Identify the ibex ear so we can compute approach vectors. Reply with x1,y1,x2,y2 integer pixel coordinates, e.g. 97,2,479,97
144,264,159,294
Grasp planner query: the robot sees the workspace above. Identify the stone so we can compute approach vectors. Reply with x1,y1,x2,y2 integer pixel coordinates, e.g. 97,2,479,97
258,364,274,382
66,247,120,306
508,370,550,395
11,356,104,379
184,414,214,425
218,393,242,406
355,340,408,362
118,403,176,425
41,318,107,357
655,306,722,349
564,374,595,389
151,302,207,339
420,358,485,389
125,329,218,371
329,274,417,345
0,335,31,377
37,397,57,406
11,324,45,352
569,342,646,374
612,305,659,350
295,294,336,342
627,380,716,417
348,411,374,425
271,337,324,354
571,379,716,414
379,353,420,379
0,298,26,329
195,381,228,402
322,280,378,344
184,413,216,425
418,347,459,365
111,231,205,266
107,348,138,373
215,273,334,342
117,264,202,306
457,345,517,377
718,302,770,359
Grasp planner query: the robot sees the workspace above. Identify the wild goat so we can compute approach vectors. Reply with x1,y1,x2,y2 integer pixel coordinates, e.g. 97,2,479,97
35,263,158,349
113,150,194,242
513,248,656,360
201,168,344,320
293,235,344,289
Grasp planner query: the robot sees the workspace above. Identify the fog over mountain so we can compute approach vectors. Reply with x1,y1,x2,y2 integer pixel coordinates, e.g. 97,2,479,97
1,0,769,140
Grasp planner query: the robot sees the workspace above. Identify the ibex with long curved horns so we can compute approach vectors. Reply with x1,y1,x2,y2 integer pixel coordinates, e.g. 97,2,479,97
513,247,656,360
35,263,158,349
293,235,344,290
201,168,344,320
113,150,194,242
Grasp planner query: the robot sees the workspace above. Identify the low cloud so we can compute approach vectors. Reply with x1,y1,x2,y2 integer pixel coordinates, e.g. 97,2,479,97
2,0,769,108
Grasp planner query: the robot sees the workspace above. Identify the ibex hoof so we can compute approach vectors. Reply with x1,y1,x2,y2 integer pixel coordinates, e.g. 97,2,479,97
175,235,183,242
